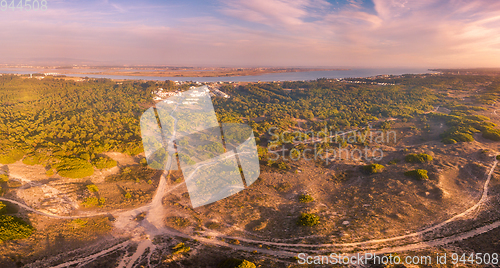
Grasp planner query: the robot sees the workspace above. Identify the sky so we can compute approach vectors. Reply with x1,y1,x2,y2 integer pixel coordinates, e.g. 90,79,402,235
1,0,500,68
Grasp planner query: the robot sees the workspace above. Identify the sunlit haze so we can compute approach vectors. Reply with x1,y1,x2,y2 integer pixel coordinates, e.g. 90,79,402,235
1,0,500,67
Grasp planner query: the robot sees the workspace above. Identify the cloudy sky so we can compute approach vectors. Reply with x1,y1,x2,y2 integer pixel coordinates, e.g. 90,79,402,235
1,0,500,67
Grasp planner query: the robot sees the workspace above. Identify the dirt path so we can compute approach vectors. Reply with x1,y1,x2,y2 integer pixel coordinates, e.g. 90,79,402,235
115,96,183,268
48,241,131,268
0,197,110,219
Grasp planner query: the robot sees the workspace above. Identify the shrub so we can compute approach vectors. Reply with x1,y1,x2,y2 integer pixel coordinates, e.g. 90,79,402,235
218,258,257,268
122,167,132,174
172,242,191,255
362,164,385,174
497,155,500,161
442,138,457,144
0,174,9,183
299,194,314,203
466,115,490,121
81,197,105,208
440,124,477,143
404,169,429,180
92,156,117,169
124,192,132,199
55,157,94,178
405,153,433,163
482,128,500,141
86,184,99,193
0,214,34,241
267,160,290,170
278,161,289,170
297,213,319,226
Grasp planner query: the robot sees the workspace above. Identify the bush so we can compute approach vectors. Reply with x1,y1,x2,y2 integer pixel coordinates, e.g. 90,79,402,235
297,213,319,226
442,138,457,144
405,153,433,163
482,128,500,141
404,169,429,180
278,161,289,170
497,155,500,161
466,115,491,121
55,157,94,178
81,197,105,208
218,258,256,268
0,215,34,241
86,184,99,193
439,121,479,143
267,160,290,170
362,164,385,174
0,174,9,183
299,194,314,203
172,242,191,255
92,156,117,169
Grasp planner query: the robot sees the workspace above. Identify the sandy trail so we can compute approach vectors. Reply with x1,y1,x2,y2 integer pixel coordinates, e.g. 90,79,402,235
0,197,110,219
48,241,131,268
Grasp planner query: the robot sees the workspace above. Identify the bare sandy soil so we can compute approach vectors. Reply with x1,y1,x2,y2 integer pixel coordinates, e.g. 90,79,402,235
1,86,500,267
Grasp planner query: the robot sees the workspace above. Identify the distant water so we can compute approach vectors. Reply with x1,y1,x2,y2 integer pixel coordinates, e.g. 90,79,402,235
0,68,432,82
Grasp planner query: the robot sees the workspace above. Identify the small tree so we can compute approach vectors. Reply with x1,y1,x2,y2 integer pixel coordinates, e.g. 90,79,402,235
0,174,9,183
362,164,385,174
405,153,433,163
380,121,392,130
278,161,289,170
299,194,314,203
86,184,99,193
297,213,319,226
218,258,256,268
404,169,429,180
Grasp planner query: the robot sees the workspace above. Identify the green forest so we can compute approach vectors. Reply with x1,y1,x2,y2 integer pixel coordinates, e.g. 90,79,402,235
212,77,438,135
0,74,499,178
0,76,158,177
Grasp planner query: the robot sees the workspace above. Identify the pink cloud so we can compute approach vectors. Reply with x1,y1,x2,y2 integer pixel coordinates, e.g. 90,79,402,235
1,0,500,67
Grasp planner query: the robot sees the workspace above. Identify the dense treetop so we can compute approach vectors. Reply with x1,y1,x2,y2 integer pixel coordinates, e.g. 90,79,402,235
0,75,157,171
